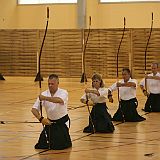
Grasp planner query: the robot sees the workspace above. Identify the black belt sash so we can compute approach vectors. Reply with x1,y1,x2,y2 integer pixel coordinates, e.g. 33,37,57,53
120,97,137,103
150,93,160,95
49,114,69,126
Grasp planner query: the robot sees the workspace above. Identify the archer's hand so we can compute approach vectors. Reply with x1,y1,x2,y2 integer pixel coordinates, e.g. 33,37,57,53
108,96,113,103
85,88,91,94
143,90,149,97
41,118,52,125
116,82,122,87
145,76,151,79
87,100,94,106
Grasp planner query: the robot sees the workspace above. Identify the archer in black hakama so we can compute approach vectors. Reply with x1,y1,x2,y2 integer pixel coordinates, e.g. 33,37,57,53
35,115,72,150
112,98,146,122
140,65,160,112
109,68,146,122
83,103,115,133
143,93,160,112
32,74,72,150
81,73,115,134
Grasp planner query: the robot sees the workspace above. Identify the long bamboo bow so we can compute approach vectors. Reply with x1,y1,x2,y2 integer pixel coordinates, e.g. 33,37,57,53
116,17,126,122
144,13,153,93
35,7,50,149
86,93,96,133
81,16,92,83
35,7,49,89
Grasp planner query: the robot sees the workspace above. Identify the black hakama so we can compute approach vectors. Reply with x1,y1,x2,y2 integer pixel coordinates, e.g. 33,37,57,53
144,93,160,112
35,115,72,150
83,103,115,133
112,98,146,122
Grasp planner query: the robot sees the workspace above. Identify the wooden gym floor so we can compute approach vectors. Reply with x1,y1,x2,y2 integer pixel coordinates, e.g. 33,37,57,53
0,77,160,160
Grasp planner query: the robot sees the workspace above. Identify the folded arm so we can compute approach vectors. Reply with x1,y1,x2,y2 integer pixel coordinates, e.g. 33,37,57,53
39,95,64,104
146,75,160,80
85,88,100,96
117,82,136,88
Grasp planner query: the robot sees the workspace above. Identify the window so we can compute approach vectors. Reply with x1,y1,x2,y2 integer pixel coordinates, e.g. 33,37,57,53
100,0,160,2
18,0,77,4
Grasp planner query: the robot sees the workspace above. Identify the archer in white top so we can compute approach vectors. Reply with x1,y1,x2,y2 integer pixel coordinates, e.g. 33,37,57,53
109,78,137,101
140,63,160,112
33,88,68,121
108,68,145,122
81,87,108,104
80,73,115,133
31,74,72,150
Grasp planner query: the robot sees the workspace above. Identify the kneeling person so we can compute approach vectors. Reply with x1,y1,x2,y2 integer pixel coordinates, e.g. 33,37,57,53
109,68,146,122
31,74,72,150
80,73,115,133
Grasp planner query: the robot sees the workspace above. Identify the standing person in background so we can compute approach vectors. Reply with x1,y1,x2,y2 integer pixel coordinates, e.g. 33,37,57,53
108,68,146,122
80,73,115,133
31,74,72,150
140,62,160,112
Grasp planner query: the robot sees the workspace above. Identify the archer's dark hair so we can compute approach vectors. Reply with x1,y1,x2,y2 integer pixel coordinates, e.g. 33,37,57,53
122,68,131,74
122,68,132,78
48,74,59,81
